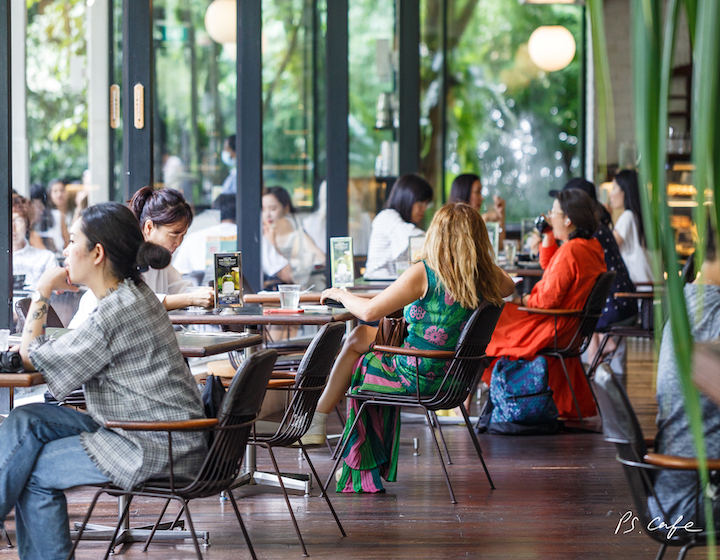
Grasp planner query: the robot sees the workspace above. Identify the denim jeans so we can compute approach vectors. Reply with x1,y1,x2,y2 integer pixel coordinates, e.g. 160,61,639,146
0,403,110,560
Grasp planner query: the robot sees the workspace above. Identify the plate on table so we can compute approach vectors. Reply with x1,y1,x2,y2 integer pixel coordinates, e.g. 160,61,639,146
517,261,542,269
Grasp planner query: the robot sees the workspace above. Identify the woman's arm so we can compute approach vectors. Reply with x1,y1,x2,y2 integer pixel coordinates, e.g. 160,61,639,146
612,229,624,248
495,265,516,297
321,261,428,323
20,267,79,370
162,287,215,311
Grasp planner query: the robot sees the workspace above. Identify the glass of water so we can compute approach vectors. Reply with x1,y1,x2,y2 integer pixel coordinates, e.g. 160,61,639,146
278,284,301,309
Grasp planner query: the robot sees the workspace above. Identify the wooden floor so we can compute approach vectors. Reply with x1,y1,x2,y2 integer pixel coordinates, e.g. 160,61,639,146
1,338,715,559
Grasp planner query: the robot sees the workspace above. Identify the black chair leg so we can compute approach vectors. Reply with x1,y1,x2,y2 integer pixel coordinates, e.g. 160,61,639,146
228,491,257,560
2,527,11,548
554,353,585,429
300,444,346,537
653,543,667,560
65,486,106,560
429,410,453,464
422,407,457,504
587,332,613,379
142,498,172,551
263,444,309,556
458,404,494,489
103,494,133,560
177,499,204,560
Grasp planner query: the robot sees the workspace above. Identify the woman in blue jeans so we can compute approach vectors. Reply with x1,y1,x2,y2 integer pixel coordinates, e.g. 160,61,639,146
0,202,207,560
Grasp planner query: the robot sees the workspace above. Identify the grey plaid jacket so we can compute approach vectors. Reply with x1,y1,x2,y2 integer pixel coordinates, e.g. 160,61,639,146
30,280,207,490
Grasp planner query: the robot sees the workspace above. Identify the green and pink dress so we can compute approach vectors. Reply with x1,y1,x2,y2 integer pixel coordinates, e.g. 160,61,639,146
337,261,475,493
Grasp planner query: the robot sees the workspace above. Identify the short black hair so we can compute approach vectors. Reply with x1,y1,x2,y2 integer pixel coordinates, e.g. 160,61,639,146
386,174,433,223
263,186,295,214
449,174,480,204
213,194,236,222
226,134,236,153
557,189,598,240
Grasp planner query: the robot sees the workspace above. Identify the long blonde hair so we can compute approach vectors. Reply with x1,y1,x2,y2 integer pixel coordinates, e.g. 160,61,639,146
419,202,504,308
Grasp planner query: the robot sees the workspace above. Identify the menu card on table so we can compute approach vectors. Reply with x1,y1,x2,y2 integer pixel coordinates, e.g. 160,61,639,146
330,237,355,288
214,252,243,308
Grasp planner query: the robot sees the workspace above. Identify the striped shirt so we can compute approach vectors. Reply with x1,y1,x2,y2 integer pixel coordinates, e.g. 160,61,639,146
29,280,207,490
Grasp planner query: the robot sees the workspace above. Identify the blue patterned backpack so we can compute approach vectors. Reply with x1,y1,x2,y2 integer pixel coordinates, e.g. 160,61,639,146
480,356,561,435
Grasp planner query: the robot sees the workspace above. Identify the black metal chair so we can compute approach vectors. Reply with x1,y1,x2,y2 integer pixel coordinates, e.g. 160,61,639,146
67,349,278,560
324,301,504,504
239,321,347,556
518,270,616,427
14,296,64,333
592,363,717,560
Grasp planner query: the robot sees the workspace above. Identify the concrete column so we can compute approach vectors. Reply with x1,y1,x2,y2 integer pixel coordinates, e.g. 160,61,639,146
86,0,110,203
11,0,26,196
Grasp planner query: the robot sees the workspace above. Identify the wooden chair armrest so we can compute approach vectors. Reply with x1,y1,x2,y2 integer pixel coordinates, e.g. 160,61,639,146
267,378,296,389
270,371,297,379
643,452,720,471
372,344,455,360
614,292,654,299
105,418,219,431
517,307,582,316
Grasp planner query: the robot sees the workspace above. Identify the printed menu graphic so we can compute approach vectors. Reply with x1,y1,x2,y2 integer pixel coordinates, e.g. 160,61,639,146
330,237,354,288
214,252,243,307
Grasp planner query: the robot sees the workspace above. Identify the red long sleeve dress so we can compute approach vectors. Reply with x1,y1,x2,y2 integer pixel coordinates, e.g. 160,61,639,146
483,236,606,418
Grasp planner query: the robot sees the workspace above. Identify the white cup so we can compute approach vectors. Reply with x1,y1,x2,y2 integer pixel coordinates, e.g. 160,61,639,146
0,329,9,352
278,284,301,309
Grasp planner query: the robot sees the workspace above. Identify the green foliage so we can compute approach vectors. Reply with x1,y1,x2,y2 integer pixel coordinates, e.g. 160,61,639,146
26,0,88,185
594,0,719,553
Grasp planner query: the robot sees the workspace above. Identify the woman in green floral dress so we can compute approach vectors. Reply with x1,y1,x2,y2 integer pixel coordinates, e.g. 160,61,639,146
303,203,516,493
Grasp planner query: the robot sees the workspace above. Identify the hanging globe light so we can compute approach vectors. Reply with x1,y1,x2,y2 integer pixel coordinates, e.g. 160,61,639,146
205,0,237,45
527,25,576,72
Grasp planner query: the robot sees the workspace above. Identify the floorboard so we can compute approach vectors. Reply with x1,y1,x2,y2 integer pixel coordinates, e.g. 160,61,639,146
2,337,716,559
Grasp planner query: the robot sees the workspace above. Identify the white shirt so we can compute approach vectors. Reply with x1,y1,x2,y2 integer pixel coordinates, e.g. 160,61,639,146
614,209,654,284
47,209,68,253
12,241,58,291
364,209,424,279
172,221,289,279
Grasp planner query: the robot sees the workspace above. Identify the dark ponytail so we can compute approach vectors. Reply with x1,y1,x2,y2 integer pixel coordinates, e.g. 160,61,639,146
129,186,193,230
80,202,171,283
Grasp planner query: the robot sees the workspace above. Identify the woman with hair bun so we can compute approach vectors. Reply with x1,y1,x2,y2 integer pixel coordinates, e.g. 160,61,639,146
3,202,207,560
69,186,214,327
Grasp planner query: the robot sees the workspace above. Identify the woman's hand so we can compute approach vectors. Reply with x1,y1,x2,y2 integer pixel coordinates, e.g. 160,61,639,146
262,220,277,247
320,287,346,306
190,287,215,308
36,267,80,296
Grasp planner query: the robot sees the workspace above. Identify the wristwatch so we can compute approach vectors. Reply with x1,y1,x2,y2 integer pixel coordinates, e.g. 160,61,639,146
31,291,51,306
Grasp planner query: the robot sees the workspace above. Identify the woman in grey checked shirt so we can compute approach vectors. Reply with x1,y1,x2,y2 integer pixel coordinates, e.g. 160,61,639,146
0,202,207,560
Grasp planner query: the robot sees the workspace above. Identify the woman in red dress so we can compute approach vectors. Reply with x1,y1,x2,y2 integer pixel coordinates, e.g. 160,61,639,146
483,189,606,418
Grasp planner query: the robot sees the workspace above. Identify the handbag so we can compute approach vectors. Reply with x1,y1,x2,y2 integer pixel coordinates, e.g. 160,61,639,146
374,316,408,347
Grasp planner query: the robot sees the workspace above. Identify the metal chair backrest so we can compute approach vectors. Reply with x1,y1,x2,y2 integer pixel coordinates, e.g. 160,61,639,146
424,301,504,410
265,322,346,445
592,364,696,546
559,270,616,355
14,297,65,333
179,349,277,498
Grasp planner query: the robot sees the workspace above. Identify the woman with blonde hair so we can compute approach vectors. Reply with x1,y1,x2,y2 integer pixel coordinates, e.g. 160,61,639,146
303,203,515,493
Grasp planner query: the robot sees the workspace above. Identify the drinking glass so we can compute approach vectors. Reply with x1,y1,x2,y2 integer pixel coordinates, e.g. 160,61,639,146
0,329,9,352
503,240,518,266
278,284,301,309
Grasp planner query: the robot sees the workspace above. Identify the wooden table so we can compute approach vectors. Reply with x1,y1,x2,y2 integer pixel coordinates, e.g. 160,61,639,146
243,291,379,306
175,331,262,357
170,306,354,326
0,333,262,389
